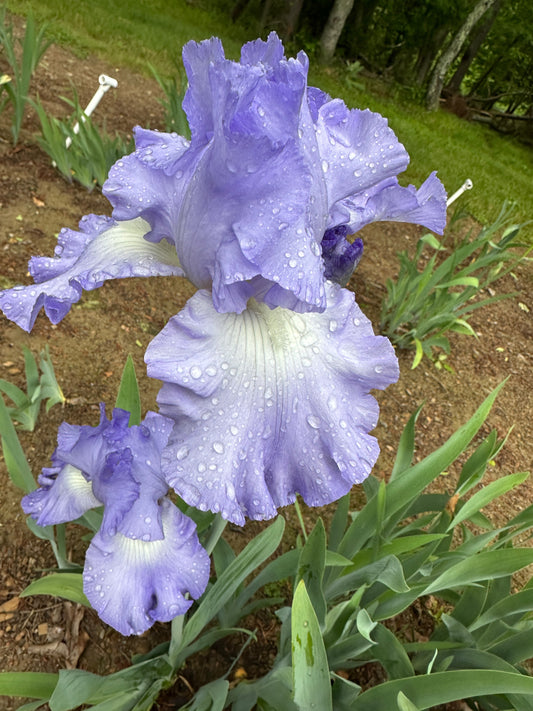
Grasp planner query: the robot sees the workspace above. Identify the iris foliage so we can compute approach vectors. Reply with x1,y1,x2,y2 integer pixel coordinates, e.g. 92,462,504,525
34,92,134,190
380,202,531,367
0,9,50,144
0,346,64,431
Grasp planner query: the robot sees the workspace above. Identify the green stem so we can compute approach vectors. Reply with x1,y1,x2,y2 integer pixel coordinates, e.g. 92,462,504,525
294,497,308,542
168,513,227,668
204,513,228,555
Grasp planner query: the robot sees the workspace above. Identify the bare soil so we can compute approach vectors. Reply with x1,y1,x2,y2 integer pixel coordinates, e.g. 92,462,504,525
0,18,531,711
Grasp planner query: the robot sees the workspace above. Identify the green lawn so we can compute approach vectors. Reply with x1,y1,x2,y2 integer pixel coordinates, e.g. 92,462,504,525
5,0,532,235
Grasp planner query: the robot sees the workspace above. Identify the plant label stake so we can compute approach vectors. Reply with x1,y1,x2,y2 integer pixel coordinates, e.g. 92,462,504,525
447,178,473,207
65,73,118,148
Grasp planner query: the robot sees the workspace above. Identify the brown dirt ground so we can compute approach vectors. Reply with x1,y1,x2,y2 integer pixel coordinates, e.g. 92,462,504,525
0,16,532,711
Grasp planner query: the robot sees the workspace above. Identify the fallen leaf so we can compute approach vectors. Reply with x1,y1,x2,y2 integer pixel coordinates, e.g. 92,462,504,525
518,302,530,313
0,597,20,613
32,196,45,207
37,622,48,636
446,493,460,515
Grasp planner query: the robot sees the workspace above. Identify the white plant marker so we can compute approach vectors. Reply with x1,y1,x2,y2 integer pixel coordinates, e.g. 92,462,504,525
446,178,473,207
65,74,118,148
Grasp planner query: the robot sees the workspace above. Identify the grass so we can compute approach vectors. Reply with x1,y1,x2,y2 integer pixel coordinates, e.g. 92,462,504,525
3,0,532,234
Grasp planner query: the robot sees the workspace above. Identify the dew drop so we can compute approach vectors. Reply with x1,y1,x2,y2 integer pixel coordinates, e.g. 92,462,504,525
213,441,225,454
176,445,189,461
307,415,321,429
190,365,202,379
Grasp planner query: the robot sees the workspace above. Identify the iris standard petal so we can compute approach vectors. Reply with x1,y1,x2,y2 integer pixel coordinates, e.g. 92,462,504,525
22,464,101,527
84,498,210,636
0,215,182,331
145,284,398,525
314,101,410,206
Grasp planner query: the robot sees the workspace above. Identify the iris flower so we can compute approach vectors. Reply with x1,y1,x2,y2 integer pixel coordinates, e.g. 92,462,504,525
1,33,447,526
22,407,210,635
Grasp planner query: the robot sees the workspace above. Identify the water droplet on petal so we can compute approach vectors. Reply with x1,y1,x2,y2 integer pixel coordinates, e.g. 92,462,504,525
307,415,321,429
176,445,189,461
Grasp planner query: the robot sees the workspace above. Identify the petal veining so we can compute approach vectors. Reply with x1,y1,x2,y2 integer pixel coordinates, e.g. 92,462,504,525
145,284,398,525
84,498,210,636
22,464,101,527
0,215,182,331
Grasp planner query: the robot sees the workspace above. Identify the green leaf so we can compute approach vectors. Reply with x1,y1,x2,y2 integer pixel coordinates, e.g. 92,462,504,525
187,679,229,711
0,394,36,493
330,673,361,709
21,573,90,606
328,493,351,551
418,233,445,251
397,691,420,711
114,355,141,425
327,554,409,599
448,318,477,336
390,404,424,482
349,534,447,570
411,338,424,369
292,580,332,711
23,346,40,397
372,623,414,680
39,346,65,412
174,516,284,665
352,670,533,710
435,276,480,289
470,588,533,632
488,629,533,665
339,382,506,561
297,518,327,626
0,671,58,699
16,701,48,711
356,608,377,642
424,549,533,595
448,472,529,530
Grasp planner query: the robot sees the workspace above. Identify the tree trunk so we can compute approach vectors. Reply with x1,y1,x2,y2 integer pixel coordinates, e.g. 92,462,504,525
319,0,355,65
283,0,305,40
426,0,498,111
446,0,501,94
414,26,448,86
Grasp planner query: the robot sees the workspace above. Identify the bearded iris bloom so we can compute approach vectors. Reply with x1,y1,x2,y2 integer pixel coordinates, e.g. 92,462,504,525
1,33,447,527
22,407,210,635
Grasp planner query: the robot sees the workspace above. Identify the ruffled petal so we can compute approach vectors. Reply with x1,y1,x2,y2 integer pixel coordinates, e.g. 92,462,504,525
0,215,182,331
21,464,101,527
334,172,448,236
315,102,410,207
84,498,210,636
145,284,398,525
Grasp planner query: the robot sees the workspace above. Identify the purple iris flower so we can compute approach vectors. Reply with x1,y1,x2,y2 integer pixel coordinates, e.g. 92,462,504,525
22,406,210,636
0,33,448,528
0,32,446,329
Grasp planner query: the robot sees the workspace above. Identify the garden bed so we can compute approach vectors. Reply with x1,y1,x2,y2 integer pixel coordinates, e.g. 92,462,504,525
0,23,532,711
